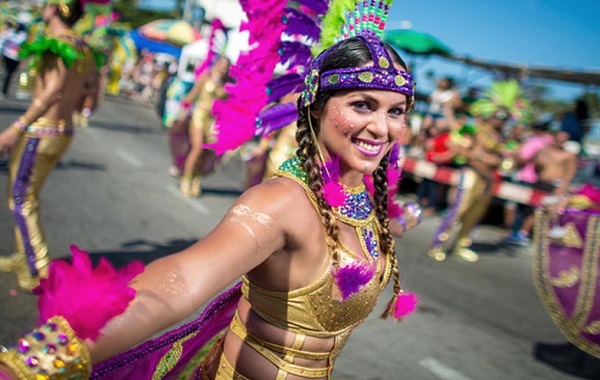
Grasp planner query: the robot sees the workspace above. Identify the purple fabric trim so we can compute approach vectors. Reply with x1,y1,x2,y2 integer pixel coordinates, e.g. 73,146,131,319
91,282,242,380
430,170,466,250
168,124,191,174
11,137,40,275
538,209,600,350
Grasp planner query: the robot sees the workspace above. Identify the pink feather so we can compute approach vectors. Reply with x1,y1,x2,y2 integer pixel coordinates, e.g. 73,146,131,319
388,201,404,219
393,292,420,319
332,261,375,300
35,245,144,341
321,157,347,207
323,181,347,207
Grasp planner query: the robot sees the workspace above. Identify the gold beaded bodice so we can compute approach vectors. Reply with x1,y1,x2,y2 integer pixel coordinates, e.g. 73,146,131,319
242,156,392,340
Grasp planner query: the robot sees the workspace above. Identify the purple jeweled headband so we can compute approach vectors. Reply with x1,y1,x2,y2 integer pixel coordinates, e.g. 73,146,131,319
299,34,415,109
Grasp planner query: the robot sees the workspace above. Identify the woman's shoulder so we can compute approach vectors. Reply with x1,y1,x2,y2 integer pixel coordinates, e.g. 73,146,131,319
241,176,314,213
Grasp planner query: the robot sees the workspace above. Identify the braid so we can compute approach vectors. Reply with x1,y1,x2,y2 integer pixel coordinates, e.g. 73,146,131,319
296,109,341,264
373,154,394,257
373,154,402,309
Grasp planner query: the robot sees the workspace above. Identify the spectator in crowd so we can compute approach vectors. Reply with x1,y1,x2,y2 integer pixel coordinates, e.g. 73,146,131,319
560,98,589,144
503,120,554,246
0,21,27,99
422,76,461,131
533,130,578,196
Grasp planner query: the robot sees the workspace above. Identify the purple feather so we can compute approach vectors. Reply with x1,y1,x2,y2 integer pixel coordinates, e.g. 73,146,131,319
296,0,329,15
332,262,375,300
255,102,299,136
389,142,401,168
284,8,320,40
279,41,313,69
266,73,304,103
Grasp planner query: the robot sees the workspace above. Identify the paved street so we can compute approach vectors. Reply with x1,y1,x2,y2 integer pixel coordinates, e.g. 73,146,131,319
0,95,576,379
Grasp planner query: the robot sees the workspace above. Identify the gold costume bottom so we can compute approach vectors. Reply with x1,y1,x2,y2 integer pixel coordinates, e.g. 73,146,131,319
201,311,332,379
4,118,73,279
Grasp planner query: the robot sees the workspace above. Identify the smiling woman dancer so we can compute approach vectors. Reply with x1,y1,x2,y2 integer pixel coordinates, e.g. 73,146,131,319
0,1,422,379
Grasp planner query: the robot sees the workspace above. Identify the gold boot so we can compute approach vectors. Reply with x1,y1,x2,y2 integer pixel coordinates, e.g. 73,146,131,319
14,260,46,291
453,239,479,263
189,176,202,198
180,175,193,197
428,248,447,262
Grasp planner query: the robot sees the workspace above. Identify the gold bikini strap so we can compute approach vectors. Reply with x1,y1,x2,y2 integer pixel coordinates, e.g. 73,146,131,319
229,312,331,378
276,333,306,380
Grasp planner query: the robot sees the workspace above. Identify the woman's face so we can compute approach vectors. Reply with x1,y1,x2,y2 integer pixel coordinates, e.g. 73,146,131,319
316,88,408,177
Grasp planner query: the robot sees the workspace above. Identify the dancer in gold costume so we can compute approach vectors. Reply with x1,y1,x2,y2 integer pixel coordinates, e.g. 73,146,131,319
428,79,531,262
0,1,423,379
178,56,230,197
0,0,100,290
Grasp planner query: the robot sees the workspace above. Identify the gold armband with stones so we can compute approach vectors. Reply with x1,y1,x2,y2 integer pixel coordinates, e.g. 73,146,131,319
0,316,91,380
10,117,28,134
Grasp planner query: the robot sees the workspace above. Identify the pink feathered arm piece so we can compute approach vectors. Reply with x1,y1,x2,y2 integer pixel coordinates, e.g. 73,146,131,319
35,245,144,341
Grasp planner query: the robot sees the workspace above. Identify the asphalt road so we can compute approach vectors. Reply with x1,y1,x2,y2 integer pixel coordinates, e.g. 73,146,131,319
0,95,576,379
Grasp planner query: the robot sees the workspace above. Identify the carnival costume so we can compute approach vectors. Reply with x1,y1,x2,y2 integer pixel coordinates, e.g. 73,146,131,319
0,3,103,290
526,187,600,379
428,79,531,262
175,20,229,197
0,0,420,379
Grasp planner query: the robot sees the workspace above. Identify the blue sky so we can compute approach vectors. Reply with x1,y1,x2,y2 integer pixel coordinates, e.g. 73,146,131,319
140,0,600,100
386,0,600,99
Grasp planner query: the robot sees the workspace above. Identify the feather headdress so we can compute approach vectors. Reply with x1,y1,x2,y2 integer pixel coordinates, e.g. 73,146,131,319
209,0,414,155
470,79,533,122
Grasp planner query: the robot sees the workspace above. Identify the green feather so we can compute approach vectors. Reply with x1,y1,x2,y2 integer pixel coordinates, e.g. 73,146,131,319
470,79,533,122
19,36,80,69
313,0,356,57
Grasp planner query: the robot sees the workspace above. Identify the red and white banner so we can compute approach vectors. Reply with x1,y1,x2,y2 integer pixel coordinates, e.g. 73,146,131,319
402,157,551,206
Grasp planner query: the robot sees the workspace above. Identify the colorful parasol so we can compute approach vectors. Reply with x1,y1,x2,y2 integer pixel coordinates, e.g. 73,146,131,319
138,19,201,47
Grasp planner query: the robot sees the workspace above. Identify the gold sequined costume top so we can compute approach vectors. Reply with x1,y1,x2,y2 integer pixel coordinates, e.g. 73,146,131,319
201,156,393,379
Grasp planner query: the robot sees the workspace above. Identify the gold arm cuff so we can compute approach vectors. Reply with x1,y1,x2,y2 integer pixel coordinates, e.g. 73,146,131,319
0,316,91,380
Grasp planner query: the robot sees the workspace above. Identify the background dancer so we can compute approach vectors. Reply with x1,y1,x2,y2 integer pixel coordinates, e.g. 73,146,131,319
0,0,102,290
428,80,531,262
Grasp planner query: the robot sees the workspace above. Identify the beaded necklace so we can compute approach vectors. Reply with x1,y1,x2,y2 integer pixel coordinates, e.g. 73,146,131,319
277,156,381,260
331,183,380,259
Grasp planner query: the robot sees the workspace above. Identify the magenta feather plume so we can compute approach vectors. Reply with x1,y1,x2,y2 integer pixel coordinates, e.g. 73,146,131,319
323,181,347,207
332,261,375,300
35,245,144,341
256,102,299,136
321,157,348,207
212,0,327,154
388,201,404,219
393,292,420,319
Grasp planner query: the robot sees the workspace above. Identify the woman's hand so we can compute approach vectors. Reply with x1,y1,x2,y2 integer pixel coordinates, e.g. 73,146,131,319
0,125,22,157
